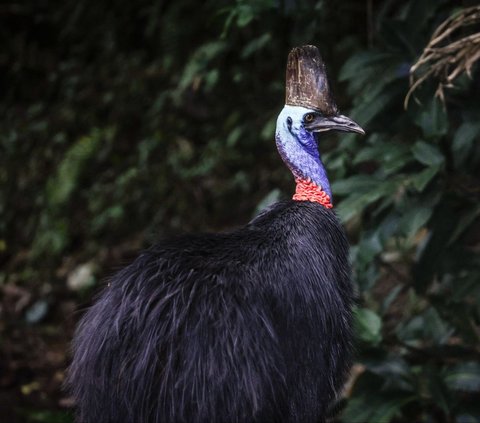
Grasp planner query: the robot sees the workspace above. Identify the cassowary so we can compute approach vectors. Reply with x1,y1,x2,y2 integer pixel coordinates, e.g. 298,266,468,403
66,45,364,423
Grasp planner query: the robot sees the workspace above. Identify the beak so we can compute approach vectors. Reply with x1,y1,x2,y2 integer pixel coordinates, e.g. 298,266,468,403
305,114,365,135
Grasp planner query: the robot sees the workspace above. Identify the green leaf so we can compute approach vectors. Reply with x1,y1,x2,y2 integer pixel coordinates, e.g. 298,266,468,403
381,285,403,315
46,130,105,208
351,85,403,126
25,300,49,324
241,33,271,58
19,410,72,423
357,231,383,263
331,175,379,195
354,141,413,175
410,165,440,191
335,178,400,222
452,121,480,167
413,203,457,292
412,141,444,166
423,306,452,345
336,191,382,222
426,364,452,414
355,307,382,345
226,126,243,147
398,206,433,238
339,51,394,82
445,362,480,392
177,41,226,92
448,205,480,245
365,355,414,391
414,98,448,138
368,397,413,423
397,307,452,346
236,4,255,27
342,394,414,423
260,115,276,141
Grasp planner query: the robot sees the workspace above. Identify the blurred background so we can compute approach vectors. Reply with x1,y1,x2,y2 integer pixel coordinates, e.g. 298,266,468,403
1,0,479,422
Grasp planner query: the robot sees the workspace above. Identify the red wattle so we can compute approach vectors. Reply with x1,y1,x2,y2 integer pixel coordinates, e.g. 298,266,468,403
292,178,333,209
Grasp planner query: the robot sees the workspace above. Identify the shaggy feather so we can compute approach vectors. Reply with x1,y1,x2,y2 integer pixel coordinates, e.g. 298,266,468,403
66,200,352,423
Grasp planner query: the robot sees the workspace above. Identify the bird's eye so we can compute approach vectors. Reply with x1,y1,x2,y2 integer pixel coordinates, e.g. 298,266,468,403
304,113,315,123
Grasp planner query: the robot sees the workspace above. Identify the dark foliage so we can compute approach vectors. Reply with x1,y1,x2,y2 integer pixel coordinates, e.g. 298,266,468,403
1,0,479,422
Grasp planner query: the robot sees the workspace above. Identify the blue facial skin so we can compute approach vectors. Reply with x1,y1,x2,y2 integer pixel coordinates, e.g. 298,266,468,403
276,105,332,199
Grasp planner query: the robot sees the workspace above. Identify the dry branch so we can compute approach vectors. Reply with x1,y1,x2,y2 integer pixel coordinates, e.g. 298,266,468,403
405,6,480,108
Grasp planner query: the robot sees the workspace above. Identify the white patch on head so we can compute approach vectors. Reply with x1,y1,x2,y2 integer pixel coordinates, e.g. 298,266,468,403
276,105,314,134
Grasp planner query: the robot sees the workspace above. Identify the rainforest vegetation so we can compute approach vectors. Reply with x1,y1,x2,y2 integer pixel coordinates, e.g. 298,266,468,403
1,1,479,422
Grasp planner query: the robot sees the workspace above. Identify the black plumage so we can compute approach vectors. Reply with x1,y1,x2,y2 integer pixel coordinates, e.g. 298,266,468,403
67,201,352,423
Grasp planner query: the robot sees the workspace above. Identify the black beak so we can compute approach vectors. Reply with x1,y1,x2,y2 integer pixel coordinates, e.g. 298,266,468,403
305,114,365,135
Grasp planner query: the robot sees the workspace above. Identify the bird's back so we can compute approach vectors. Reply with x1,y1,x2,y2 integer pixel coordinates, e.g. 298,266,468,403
67,200,352,423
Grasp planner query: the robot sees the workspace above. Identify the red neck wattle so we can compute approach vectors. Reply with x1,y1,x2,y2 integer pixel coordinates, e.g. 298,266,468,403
292,178,333,209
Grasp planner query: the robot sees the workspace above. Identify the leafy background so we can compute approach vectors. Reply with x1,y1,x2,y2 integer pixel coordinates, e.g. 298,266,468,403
1,0,479,422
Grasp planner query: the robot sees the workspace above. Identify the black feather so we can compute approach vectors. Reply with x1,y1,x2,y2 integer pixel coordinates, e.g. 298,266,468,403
66,200,352,423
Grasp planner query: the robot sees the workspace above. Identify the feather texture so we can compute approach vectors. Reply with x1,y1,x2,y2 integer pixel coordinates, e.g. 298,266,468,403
66,200,352,423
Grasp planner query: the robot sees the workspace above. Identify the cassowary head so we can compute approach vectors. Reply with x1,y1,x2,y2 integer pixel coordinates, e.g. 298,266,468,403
276,45,364,197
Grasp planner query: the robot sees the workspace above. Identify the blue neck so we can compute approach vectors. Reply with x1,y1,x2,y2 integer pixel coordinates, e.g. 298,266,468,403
275,106,332,198
312,153,332,198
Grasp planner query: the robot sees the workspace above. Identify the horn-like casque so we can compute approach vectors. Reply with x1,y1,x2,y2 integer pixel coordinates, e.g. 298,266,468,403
285,45,338,116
